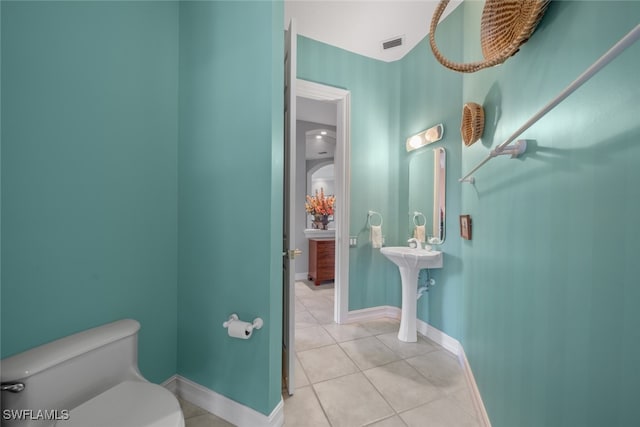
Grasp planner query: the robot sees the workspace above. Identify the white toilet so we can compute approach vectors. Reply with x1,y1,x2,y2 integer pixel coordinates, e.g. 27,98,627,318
0,319,184,427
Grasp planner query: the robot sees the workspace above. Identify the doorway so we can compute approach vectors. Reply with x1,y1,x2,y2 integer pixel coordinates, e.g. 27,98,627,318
296,79,350,325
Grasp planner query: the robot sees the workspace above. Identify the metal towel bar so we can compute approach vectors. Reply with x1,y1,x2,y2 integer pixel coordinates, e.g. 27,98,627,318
460,24,640,183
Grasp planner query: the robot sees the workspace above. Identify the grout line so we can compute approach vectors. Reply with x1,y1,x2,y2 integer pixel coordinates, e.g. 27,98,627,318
359,364,398,415
309,384,335,427
363,415,409,427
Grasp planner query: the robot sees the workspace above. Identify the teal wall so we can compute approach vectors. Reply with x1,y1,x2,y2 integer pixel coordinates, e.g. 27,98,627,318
177,1,283,415
460,1,640,426
1,1,283,416
1,1,179,383
1,0,3,360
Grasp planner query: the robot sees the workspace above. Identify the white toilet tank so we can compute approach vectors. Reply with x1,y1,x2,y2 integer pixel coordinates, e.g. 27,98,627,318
0,319,184,427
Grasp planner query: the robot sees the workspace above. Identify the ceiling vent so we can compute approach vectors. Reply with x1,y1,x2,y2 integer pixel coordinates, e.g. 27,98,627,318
382,36,404,50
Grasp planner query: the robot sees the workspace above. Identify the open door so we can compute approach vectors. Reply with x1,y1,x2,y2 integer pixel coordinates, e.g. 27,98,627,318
282,18,298,396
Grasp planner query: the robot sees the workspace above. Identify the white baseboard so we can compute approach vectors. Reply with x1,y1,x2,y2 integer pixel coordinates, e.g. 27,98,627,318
458,348,492,427
415,317,460,356
162,374,179,393
164,375,283,427
295,272,308,281
345,305,401,323
346,306,491,427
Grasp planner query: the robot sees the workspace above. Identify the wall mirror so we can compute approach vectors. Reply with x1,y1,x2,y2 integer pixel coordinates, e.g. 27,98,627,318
408,146,446,244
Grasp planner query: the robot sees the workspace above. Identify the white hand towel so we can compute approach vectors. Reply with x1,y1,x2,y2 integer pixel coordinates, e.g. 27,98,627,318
414,225,425,243
371,225,383,249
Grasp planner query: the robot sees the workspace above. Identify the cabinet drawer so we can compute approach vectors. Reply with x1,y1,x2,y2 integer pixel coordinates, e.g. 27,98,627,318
308,239,335,286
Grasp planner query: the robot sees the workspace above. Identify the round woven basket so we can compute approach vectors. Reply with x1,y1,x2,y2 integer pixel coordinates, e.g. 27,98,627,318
461,103,484,146
429,0,550,73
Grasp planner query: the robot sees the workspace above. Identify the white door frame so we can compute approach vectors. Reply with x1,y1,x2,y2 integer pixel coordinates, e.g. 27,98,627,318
297,79,350,324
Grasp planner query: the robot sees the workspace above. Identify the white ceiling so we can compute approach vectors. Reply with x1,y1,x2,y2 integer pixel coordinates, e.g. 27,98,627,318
285,0,464,62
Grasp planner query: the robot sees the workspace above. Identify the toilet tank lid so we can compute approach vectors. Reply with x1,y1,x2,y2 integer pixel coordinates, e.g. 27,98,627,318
1,319,140,382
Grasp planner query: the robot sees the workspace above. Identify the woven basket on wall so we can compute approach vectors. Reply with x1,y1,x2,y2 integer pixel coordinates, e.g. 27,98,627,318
429,0,550,73
461,103,484,146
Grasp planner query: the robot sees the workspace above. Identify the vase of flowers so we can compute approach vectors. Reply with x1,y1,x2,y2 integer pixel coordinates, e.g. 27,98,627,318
305,188,335,230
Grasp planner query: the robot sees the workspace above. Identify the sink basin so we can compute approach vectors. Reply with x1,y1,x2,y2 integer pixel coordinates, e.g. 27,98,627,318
380,247,443,270
380,246,443,342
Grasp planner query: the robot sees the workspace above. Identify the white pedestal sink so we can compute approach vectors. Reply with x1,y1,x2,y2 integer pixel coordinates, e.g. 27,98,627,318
380,246,443,342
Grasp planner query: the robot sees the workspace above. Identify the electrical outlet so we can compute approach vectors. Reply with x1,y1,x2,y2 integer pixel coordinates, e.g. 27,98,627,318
349,236,358,247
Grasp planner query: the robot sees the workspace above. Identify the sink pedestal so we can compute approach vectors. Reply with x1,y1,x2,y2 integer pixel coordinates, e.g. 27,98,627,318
397,266,419,342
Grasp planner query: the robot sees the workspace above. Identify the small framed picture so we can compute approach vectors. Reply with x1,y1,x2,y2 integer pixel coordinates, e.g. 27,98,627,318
460,215,472,240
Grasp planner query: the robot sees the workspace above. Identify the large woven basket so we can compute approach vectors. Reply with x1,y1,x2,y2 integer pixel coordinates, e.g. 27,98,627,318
429,0,550,73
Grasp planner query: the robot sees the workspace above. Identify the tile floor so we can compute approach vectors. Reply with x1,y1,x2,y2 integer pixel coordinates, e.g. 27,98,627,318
181,280,483,427
180,397,235,427
283,280,481,427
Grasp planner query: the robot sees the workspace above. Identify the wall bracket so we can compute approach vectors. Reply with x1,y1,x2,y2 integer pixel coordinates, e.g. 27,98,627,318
490,139,527,159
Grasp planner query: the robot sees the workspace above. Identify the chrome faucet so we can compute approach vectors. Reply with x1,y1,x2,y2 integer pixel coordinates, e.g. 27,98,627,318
407,238,421,249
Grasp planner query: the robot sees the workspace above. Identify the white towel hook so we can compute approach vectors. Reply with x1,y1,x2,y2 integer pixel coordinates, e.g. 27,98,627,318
368,210,383,227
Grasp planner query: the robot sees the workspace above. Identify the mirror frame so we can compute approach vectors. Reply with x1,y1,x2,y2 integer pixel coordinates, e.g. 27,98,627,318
430,147,446,245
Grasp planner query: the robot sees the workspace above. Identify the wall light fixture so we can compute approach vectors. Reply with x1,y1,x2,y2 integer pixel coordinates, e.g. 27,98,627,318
406,123,444,152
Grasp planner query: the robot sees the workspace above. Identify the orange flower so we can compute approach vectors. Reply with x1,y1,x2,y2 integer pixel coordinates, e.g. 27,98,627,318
305,188,335,216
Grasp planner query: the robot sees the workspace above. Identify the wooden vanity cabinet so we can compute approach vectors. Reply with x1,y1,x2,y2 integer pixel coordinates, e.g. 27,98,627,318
308,239,335,286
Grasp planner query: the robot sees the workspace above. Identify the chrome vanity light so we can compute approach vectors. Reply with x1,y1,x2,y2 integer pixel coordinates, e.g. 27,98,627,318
406,123,443,152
